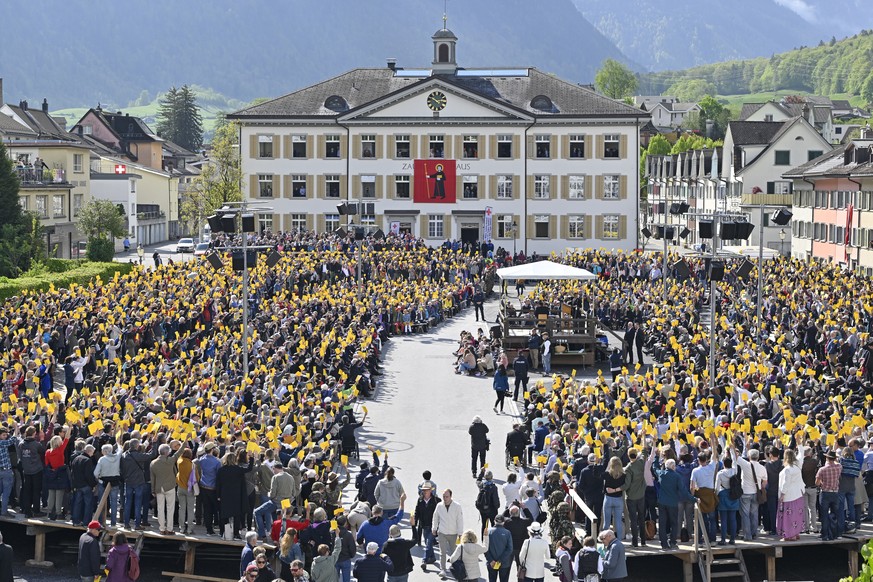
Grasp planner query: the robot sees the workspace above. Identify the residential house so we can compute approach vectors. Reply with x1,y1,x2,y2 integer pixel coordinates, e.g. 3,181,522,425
740,97,836,143
643,101,701,130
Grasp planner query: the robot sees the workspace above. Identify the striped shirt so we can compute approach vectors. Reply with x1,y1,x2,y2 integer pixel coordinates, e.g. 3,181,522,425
816,462,842,492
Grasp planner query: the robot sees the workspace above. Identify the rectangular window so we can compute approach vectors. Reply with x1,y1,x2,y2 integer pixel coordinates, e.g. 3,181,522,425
325,135,341,158
19,196,28,211
808,150,823,162
604,134,620,158
496,175,513,199
568,216,586,238
535,135,550,158
772,181,791,195
361,176,376,198
497,134,512,159
73,193,83,216
569,135,585,158
257,213,273,233
290,213,307,231
52,194,66,218
428,214,444,238
496,215,514,238
292,175,307,198
325,174,340,198
462,135,478,159
569,175,585,200
774,150,791,165
764,114,774,122
258,174,274,198
603,175,620,199
360,214,376,227
73,153,84,172
325,213,340,233
258,135,274,158
361,135,376,158
395,175,410,199
292,135,307,158
36,195,48,218
130,179,136,194
395,135,410,159
603,214,620,239
534,214,550,238
462,176,478,199
429,135,444,158
534,175,550,199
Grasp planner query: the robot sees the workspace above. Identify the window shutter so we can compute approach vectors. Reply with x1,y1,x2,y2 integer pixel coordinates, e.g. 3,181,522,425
273,213,281,232
527,136,535,159
561,216,570,239
595,216,604,239
420,215,428,238
526,215,534,239
513,214,521,241
409,174,415,199
272,135,280,158
388,136,396,159
549,135,557,159
305,214,314,232
272,176,281,198
410,136,418,159
512,175,520,199
317,175,325,199
339,135,348,159
340,176,348,199
375,176,383,199
387,175,396,198
374,215,384,230
249,135,258,159
306,175,314,199
443,136,452,159
620,175,628,199
561,175,569,200
283,175,291,199
456,174,463,198
283,135,291,159
420,136,429,158
596,135,605,159
478,176,485,200
512,135,520,159
549,175,556,200
375,136,384,159
549,215,557,239
317,135,326,159
562,135,570,160
352,175,361,198
353,135,361,159
489,175,497,199
454,135,463,158
316,214,325,233
444,215,451,240
477,136,484,157
527,176,535,199
595,175,604,199
584,215,592,239
583,134,589,159
619,135,628,159
585,175,593,199
619,215,628,240
490,136,497,159
250,175,258,197
306,135,314,159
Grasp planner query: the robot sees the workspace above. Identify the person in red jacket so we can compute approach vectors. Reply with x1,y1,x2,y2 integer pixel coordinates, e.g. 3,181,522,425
272,504,311,544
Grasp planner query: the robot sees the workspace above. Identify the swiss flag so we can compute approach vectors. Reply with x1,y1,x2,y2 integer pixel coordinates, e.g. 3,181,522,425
114,164,127,174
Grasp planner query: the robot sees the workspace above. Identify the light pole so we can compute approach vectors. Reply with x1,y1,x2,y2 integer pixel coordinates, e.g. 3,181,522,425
779,229,786,255
511,221,517,257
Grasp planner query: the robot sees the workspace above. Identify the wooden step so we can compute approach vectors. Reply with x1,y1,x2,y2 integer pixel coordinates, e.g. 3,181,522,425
710,571,744,579
711,558,741,565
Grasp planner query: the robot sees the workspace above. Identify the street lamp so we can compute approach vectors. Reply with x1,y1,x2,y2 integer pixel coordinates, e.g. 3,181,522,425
779,229,786,255
511,221,517,257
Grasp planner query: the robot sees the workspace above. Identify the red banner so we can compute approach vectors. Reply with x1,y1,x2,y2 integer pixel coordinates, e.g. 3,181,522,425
413,159,456,203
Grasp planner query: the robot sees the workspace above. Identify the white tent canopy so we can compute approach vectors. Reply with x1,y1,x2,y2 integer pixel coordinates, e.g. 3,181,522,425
496,260,596,281
720,245,781,260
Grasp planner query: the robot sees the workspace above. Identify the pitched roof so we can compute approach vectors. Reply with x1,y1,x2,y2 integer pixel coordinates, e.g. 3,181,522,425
4,105,76,141
229,68,646,119
781,146,845,177
0,111,34,136
738,103,765,121
726,120,785,146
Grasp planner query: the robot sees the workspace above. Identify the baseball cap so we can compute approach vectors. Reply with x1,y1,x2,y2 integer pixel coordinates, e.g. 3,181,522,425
87,520,103,530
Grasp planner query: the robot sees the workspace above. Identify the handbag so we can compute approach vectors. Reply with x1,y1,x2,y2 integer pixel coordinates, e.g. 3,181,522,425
450,544,467,581
517,547,528,581
644,519,657,540
752,463,767,505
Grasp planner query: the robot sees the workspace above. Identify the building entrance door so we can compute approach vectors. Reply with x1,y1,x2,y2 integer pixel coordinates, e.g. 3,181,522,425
461,225,479,246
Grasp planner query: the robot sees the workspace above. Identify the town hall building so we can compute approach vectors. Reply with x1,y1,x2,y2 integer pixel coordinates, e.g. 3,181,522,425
228,27,647,254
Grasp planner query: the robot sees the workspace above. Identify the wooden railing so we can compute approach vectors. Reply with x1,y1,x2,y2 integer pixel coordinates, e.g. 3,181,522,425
567,489,599,537
693,504,713,582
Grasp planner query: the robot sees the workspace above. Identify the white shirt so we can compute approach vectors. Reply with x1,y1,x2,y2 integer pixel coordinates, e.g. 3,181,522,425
519,536,551,578
432,500,464,536
735,456,767,495
779,462,804,503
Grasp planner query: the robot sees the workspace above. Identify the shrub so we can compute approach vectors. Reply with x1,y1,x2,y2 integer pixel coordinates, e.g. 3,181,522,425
0,261,135,301
86,236,115,262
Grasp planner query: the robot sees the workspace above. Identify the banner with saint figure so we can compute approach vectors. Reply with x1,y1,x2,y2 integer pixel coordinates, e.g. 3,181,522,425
413,159,456,203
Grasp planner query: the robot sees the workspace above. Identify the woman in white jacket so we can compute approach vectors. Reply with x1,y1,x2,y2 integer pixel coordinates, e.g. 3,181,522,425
449,529,486,581
518,522,551,582
93,443,122,526
777,446,806,541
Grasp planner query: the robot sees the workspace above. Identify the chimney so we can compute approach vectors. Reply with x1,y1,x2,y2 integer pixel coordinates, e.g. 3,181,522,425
20,100,27,111
386,58,397,71
42,98,48,113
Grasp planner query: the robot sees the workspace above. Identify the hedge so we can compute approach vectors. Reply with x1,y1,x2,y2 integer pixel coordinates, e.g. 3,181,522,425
0,261,135,301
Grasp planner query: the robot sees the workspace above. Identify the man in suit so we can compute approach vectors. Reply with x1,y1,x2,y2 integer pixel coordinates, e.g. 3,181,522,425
502,506,530,567
623,322,636,365
634,322,646,366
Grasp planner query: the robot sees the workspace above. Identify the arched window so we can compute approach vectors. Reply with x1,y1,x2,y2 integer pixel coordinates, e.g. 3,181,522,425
324,95,348,112
530,95,553,111
438,43,450,63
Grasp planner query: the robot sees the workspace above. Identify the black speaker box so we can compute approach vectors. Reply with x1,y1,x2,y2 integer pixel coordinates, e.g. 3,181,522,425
720,221,737,240
679,227,691,239
207,214,223,233
241,213,255,233
734,222,755,240
641,227,652,239
736,259,754,280
699,221,713,239
205,252,223,271
709,261,725,281
772,208,793,226
231,250,256,271
354,227,365,241
265,250,281,268
220,214,236,233
672,259,691,279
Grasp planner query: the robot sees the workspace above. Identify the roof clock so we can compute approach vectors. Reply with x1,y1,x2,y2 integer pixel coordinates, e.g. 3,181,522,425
427,91,447,112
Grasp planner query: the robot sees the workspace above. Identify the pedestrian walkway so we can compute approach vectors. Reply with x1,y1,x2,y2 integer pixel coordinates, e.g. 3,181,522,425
356,298,522,580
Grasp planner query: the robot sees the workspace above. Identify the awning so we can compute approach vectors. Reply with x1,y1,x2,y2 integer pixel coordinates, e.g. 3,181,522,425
497,260,596,281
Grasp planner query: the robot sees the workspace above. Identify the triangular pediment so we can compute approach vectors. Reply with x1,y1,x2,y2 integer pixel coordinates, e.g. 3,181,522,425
338,78,533,122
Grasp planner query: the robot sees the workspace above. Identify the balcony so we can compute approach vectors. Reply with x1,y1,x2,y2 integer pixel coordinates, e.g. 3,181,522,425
16,167,69,186
741,193,793,207
136,210,166,221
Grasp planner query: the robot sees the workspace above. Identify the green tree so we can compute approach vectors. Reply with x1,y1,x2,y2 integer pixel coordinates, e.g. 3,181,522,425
666,79,717,102
862,72,873,105
639,135,673,201
180,121,241,235
595,59,639,100
0,142,35,277
156,85,204,152
78,199,126,262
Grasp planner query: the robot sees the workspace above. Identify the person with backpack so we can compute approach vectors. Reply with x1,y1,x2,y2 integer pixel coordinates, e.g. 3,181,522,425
469,416,490,478
475,469,501,537
106,530,140,581
716,454,740,545
573,536,602,582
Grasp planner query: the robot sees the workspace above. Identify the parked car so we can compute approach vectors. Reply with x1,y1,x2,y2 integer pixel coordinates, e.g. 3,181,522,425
176,237,195,253
193,242,210,256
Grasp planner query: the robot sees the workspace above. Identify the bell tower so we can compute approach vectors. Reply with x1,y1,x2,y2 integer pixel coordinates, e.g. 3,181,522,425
431,14,458,76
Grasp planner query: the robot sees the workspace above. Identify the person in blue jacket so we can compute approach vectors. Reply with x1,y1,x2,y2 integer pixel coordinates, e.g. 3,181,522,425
492,364,509,414
654,453,697,550
353,542,394,582
484,515,514,582
356,501,405,552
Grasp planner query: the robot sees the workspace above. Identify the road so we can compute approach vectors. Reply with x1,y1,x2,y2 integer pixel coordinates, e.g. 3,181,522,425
113,240,199,268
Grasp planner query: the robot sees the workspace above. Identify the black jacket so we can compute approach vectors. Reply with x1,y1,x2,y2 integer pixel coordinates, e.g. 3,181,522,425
415,494,438,528
469,422,490,451
503,516,531,555
71,452,98,489
78,532,102,577
383,538,415,575
0,543,12,582
505,429,529,455
512,356,529,379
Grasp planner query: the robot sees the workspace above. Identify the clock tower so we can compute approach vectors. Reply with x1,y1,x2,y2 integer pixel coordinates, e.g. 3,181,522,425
431,25,458,76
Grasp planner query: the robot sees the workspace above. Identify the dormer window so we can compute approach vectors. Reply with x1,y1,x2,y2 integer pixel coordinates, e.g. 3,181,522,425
324,95,348,112
530,95,553,111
